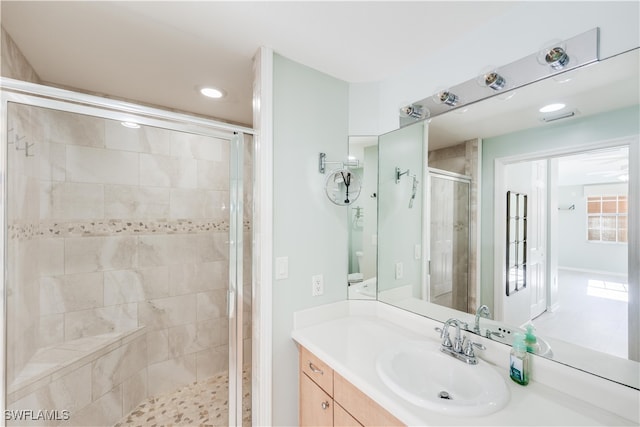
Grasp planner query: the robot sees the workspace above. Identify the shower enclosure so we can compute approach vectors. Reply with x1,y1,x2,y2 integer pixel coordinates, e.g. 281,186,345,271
0,79,253,426
426,169,471,312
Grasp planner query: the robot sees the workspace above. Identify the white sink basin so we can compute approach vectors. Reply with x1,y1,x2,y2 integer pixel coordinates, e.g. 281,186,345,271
376,340,509,417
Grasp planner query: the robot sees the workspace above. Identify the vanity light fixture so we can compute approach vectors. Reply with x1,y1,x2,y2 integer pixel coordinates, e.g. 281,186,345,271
539,103,565,113
434,90,459,107
199,86,225,99
121,121,140,129
484,72,506,91
544,46,570,70
399,104,428,120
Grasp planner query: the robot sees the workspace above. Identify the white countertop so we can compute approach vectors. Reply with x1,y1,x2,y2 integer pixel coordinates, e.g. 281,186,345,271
291,300,639,426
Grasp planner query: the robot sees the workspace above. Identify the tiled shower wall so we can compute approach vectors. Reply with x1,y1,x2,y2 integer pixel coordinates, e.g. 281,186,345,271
7,102,251,400
428,139,479,313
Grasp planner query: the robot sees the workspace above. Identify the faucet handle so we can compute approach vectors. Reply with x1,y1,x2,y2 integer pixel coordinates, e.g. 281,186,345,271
463,336,486,357
485,329,505,339
436,326,453,348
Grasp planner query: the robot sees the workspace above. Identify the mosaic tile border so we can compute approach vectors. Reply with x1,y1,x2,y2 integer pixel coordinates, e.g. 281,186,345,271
9,219,251,241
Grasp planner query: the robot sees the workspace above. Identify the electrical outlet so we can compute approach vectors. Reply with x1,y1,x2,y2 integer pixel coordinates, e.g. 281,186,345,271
312,274,324,296
395,262,403,280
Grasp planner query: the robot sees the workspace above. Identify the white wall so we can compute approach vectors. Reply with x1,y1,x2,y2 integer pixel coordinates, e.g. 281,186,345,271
271,54,349,426
557,184,628,275
349,1,640,135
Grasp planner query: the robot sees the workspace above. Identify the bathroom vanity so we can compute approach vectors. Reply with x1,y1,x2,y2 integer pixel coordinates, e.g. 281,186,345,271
292,300,639,426
299,345,402,426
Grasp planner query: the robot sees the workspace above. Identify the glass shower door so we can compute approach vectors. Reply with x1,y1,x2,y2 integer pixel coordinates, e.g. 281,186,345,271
1,88,250,427
428,170,471,312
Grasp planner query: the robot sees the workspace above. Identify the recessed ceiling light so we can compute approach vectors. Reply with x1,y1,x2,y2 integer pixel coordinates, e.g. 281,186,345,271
539,103,566,113
200,87,225,99
121,121,140,129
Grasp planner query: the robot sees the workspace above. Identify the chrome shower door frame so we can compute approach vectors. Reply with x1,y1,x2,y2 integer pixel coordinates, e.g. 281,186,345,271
0,77,254,427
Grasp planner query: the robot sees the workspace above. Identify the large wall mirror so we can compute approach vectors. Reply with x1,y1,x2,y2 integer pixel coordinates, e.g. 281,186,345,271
359,47,639,390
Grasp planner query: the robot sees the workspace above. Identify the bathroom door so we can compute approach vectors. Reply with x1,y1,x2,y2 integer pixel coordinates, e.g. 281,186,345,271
529,160,547,319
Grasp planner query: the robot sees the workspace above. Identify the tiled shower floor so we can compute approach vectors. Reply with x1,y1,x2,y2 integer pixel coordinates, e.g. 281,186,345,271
114,369,251,427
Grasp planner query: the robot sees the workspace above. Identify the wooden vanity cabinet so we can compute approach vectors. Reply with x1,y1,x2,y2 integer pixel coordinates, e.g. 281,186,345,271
298,345,404,427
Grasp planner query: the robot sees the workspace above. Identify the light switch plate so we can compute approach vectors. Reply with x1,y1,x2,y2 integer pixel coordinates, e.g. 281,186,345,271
275,256,288,280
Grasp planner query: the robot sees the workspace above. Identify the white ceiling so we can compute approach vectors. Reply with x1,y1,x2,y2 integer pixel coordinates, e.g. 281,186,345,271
558,146,629,186
0,1,513,127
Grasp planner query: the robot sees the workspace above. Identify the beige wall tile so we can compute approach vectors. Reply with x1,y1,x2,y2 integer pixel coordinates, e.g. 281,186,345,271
194,233,228,264
43,182,105,221
169,261,226,296
139,153,196,188
69,384,122,427
44,109,105,148
105,120,171,155
65,236,137,274
40,272,104,315
122,368,148,415
91,336,146,399
64,303,137,340
104,185,170,219
138,294,197,331
66,146,138,185
138,234,197,267
104,267,169,305
170,133,227,162
39,314,65,347
38,238,64,276
195,345,228,381
8,363,92,415
197,159,229,190
147,354,196,397
196,290,227,321
146,329,169,365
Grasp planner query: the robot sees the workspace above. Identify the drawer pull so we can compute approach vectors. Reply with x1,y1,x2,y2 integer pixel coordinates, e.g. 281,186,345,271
308,361,323,375
321,401,330,410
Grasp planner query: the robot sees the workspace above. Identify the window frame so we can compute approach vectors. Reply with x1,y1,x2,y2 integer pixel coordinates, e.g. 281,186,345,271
586,194,628,244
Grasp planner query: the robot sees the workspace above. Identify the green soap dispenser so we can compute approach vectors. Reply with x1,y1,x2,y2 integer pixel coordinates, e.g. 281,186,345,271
524,324,540,354
510,333,529,385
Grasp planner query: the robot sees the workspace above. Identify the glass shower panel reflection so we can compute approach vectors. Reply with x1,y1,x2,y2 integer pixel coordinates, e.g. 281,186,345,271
4,101,249,426
428,172,470,312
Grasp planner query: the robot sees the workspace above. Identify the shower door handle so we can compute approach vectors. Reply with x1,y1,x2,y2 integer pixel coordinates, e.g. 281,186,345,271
227,290,235,317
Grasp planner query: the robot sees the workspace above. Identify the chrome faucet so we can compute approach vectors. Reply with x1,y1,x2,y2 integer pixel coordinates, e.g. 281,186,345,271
438,318,485,365
473,305,505,339
474,305,491,334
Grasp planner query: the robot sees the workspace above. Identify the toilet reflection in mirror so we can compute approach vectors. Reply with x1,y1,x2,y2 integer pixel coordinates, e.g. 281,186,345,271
347,136,378,299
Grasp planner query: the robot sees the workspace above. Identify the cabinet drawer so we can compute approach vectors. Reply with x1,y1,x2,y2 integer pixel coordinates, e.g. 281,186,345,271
300,346,334,395
334,372,404,427
300,372,334,426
